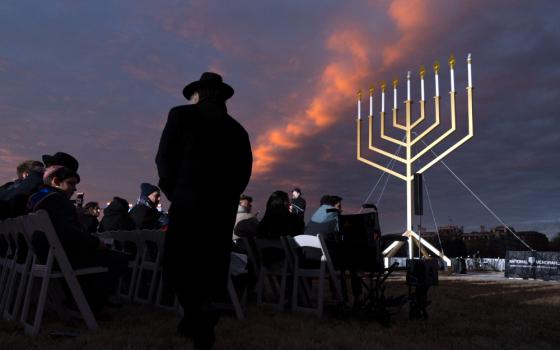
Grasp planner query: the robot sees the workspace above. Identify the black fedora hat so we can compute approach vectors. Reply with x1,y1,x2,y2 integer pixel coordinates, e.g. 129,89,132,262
182,72,234,100
42,152,80,182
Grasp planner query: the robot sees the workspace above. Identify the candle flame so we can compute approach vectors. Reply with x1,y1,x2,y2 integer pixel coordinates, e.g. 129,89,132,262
420,65,426,78
433,60,440,74
407,71,411,80
392,78,398,88
467,53,472,63
449,54,456,68
381,81,386,92
357,89,362,99
369,85,374,95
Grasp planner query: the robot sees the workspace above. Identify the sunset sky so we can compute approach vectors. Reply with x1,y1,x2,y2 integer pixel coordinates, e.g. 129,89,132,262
1,1,559,238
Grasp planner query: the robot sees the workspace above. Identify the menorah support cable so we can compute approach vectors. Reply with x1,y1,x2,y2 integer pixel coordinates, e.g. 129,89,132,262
356,54,474,267
359,135,405,213
413,133,534,252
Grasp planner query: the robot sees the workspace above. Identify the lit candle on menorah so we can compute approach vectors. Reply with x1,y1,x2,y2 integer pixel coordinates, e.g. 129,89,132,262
356,54,474,265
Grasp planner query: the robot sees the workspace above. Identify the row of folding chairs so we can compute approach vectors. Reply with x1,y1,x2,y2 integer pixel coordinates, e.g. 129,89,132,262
0,211,245,337
0,210,108,336
238,234,343,318
95,229,245,321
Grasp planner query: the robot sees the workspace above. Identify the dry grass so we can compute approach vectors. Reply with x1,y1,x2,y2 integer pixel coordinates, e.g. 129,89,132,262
1,273,559,350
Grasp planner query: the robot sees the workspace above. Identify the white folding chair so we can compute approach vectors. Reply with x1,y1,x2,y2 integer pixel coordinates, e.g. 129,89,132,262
0,218,17,314
2,216,33,321
133,230,164,304
174,254,245,321
154,239,178,311
235,237,259,279
286,235,327,317
254,238,290,310
19,210,108,336
98,230,143,302
317,234,344,303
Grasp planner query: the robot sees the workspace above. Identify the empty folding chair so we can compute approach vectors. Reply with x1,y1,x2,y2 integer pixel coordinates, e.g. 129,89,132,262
227,255,245,320
2,216,33,321
0,219,17,314
100,230,143,301
317,234,344,303
19,210,108,336
0,219,10,280
134,230,164,304
254,238,290,310
235,236,259,279
173,271,244,321
154,275,178,311
285,235,327,317
210,253,246,321
154,244,177,311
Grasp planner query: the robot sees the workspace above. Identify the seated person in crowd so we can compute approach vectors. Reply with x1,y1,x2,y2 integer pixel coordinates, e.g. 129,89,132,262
232,194,260,294
302,195,342,263
0,159,45,219
304,194,342,240
129,183,167,230
0,159,44,194
233,194,259,241
27,153,127,311
257,190,304,239
98,196,136,232
304,195,362,304
79,201,101,233
290,187,306,221
257,190,304,266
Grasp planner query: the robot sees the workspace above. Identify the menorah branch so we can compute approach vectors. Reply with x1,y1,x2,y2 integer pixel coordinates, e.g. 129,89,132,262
357,119,408,181
380,112,407,146
368,116,407,163
410,96,441,147
411,91,457,163
417,87,474,174
410,100,426,129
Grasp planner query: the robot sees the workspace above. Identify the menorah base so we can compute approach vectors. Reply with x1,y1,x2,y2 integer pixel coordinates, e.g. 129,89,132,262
382,230,451,269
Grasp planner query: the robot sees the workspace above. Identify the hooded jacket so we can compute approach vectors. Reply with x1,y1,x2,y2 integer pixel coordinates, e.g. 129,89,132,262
98,197,136,232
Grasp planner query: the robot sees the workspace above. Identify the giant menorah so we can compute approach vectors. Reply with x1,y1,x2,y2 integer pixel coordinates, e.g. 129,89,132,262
356,54,474,266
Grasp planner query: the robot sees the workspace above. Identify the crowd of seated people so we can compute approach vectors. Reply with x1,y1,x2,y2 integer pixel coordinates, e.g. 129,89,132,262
230,190,365,306
1,155,367,316
0,152,172,317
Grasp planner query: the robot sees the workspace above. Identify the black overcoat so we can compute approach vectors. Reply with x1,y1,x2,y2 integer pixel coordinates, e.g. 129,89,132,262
156,99,252,300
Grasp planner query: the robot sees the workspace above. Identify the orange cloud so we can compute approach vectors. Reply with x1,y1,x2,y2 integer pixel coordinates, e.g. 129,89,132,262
252,30,372,177
383,0,431,65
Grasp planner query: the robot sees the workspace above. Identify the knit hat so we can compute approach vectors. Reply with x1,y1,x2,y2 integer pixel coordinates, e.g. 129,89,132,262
140,183,159,198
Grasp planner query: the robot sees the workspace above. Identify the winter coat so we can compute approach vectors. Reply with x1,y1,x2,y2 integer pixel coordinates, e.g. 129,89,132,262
98,198,135,232
0,171,43,219
80,214,99,234
129,202,162,230
156,98,252,296
257,211,304,239
156,100,252,207
291,196,306,219
28,186,100,265
233,212,259,240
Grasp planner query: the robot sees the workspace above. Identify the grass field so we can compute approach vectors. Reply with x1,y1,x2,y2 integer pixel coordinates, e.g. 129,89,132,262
1,273,559,349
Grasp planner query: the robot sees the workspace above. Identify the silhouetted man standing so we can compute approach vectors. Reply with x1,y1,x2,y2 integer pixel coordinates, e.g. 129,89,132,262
156,72,252,349
291,188,306,220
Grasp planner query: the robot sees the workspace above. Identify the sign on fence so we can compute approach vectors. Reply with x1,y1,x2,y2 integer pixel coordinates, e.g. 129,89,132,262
505,251,560,281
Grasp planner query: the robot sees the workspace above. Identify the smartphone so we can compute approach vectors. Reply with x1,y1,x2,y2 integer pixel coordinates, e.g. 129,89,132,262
75,192,84,208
